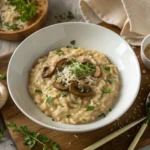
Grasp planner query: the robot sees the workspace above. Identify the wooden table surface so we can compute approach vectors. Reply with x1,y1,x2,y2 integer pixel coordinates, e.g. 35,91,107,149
0,0,150,150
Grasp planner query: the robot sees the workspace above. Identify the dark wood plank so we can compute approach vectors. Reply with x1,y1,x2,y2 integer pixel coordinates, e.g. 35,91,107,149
0,23,150,150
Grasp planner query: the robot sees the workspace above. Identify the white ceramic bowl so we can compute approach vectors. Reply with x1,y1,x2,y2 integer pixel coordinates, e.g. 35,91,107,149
141,34,150,69
7,22,141,132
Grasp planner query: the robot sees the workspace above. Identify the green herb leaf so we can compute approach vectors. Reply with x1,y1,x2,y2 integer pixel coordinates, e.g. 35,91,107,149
66,45,71,48
51,141,60,150
4,22,9,27
109,108,112,112
62,92,68,97
38,135,50,143
87,106,95,111
67,11,75,20
9,24,19,30
102,89,110,94
0,73,6,79
46,96,52,103
4,22,19,30
71,58,77,63
66,114,71,118
80,88,85,93
35,89,42,93
8,0,37,22
108,78,115,84
104,65,110,72
24,136,36,148
43,146,50,150
70,62,96,77
7,122,60,150
98,113,105,118
0,128,5,143
56,50,64,56
70,40,75,45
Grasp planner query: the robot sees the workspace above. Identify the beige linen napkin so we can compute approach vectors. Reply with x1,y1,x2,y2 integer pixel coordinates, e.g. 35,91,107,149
79,0,150,46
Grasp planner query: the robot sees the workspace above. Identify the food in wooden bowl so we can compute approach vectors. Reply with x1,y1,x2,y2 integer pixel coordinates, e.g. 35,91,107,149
0,0,48,41
28,47,120,124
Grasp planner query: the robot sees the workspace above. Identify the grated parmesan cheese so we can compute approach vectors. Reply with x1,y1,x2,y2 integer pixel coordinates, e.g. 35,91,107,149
56,64,94,87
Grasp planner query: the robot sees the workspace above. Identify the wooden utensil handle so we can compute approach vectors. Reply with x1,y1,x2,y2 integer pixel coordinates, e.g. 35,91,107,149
84,117,146,150
128,123,148,150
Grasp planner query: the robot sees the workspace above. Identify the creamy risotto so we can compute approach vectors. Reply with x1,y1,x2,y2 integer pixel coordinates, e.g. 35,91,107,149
28,47,120,124
0,0,44,31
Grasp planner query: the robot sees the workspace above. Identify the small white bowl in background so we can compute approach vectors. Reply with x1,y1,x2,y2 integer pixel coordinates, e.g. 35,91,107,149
7,22,141,132
141,34,150,69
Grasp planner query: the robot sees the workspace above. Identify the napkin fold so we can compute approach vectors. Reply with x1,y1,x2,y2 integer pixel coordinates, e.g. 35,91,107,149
79,0,150,46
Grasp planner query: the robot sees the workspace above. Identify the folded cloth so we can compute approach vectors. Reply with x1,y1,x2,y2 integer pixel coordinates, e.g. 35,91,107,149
79,0,150,46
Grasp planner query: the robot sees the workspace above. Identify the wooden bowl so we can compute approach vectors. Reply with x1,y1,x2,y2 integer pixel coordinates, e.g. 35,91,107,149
0,0,48,41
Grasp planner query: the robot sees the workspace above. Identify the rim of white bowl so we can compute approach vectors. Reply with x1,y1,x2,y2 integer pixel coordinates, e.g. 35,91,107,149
7,22,141,132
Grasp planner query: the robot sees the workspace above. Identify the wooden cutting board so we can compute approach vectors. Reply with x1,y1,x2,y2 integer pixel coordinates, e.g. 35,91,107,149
0,23,150,150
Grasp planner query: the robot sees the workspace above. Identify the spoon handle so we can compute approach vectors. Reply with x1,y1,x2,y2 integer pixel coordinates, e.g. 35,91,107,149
128,123,148,150
84,117,146,150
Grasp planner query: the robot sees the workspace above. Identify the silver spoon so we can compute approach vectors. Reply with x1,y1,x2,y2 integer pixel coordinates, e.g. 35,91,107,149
128,92,150,150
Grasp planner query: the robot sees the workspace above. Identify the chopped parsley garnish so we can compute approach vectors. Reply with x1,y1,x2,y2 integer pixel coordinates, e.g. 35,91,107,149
4,22,19,30
70,62,96,77
4,22,9,27
35,89,42,93
9,24,19,30
102,89,110,94
71,58,77,63
70,40,75,45
8,0,37,22
109,108,112,112
66,114,71,118
80,88,85,93
66,45,71,48
54,11,75,23
104,65,110,72
46,96,52,103
87,106,95,111
66,45,78,49
67,11,75,20
56,50,64,56
0,74,6,80
108,78,115,84
62,92,68,97
98,113,105,118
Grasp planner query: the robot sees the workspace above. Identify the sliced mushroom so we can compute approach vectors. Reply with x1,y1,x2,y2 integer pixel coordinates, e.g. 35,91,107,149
93,66,101,78
69,81,93,97
56,58,70,71
42,66,55,78
53,81,69,91
0,82,8,109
